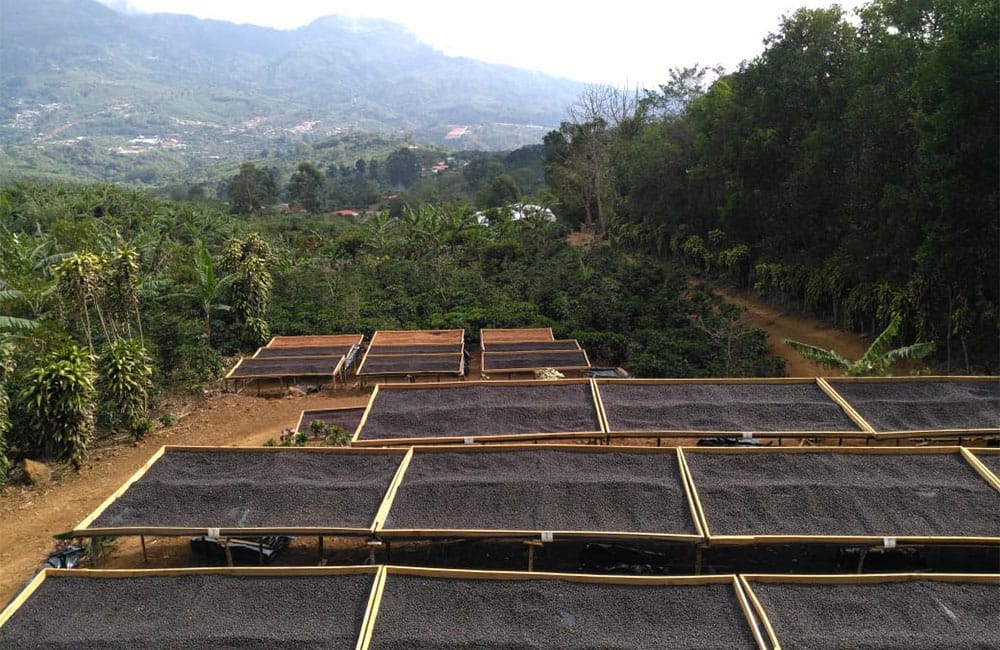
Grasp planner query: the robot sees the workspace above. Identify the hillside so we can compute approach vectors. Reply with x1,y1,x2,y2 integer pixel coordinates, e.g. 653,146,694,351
0,0,583,184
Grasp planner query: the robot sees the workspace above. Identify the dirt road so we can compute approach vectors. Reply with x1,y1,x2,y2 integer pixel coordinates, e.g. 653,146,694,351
712,286,868,377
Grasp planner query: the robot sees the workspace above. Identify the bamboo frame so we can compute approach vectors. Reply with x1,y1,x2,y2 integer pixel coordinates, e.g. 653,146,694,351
74,446,168,531
371,449,414,532
962,447,1000,491
479,327,555,345
223,355,345,380
355,352,464,377
816,377,876,433
596,377,871,437
371,444,704,542
739,572,1000,650
362,567,764,650
680,445,1000,546
295,406,366,435
368,329,465,346
823,375,1000,437
480,348,592,373
0,566,381,644
72,446,408,537
0,569,48,628
252,345,357,359
357,565,388,650
350,379,606,446
481,339,582,352
267,334,364,349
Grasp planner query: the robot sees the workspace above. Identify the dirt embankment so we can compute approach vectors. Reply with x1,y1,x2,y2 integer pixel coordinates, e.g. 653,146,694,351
0,387,370,607
710,285,868,377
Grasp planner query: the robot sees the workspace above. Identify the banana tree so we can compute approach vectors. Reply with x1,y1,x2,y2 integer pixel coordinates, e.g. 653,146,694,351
784,315,935,376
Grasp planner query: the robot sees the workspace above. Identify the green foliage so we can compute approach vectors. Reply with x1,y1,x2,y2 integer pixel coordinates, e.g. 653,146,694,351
287,162,325,213
19,344,97,468
385,148,420,188
221,233,275,346
263,438,276,447
546,0,997,370
158,412,176,427
784,316,935,376
98,339,154,439
226,163,277,215
310,420,350,446
0,343,14,483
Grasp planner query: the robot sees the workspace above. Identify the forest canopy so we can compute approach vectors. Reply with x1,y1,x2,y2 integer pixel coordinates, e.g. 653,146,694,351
543,0,998,372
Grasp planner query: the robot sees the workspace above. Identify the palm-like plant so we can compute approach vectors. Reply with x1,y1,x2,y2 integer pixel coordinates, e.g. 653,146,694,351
20,344,97,468
0,343,14,482
188,242,232,345
784,315,935,376
98,338,153,439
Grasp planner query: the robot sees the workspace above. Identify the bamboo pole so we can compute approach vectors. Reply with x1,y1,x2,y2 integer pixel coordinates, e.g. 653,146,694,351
75,446,168,531
371,449,415,532
816,377,876,433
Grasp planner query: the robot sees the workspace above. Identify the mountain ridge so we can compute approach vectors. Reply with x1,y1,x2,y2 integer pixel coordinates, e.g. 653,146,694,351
0,0,584,184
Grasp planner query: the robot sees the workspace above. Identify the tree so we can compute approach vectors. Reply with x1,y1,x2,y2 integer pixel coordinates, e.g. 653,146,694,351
227,163,276,215
385,148,420,188
478,174,520,208
221,233,275,346
98,338,153,439
783,316,935,376
287,162,325,212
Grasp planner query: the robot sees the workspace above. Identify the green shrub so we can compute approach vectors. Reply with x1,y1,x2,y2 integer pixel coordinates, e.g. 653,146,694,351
19,344,97,468
98,339,154,440
0,344,14,483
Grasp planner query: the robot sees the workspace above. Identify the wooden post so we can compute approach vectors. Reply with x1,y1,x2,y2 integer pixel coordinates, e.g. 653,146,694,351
223,538,233,567
524,540,544,572
140,535,148,564
367,539,383,565
318,535,324,562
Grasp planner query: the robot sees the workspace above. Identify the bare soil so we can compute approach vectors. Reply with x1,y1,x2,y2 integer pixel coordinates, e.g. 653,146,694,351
710,285,869,377
0,384,370,608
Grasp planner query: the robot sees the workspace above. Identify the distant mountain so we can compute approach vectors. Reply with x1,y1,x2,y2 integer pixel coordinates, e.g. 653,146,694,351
0,0,584,184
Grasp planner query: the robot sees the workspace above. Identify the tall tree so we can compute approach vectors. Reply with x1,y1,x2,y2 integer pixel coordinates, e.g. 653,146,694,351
287,162,325,213
227,163,277,215
385,148,420,188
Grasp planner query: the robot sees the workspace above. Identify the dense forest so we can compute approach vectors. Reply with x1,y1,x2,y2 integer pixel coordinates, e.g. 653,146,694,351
543,0,997,373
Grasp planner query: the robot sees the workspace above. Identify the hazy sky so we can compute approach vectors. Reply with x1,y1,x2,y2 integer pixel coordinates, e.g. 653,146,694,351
100,0,848,87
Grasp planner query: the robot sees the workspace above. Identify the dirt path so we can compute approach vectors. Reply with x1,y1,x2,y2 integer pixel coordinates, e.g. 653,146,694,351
710,285,869,377
0,386,370,607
